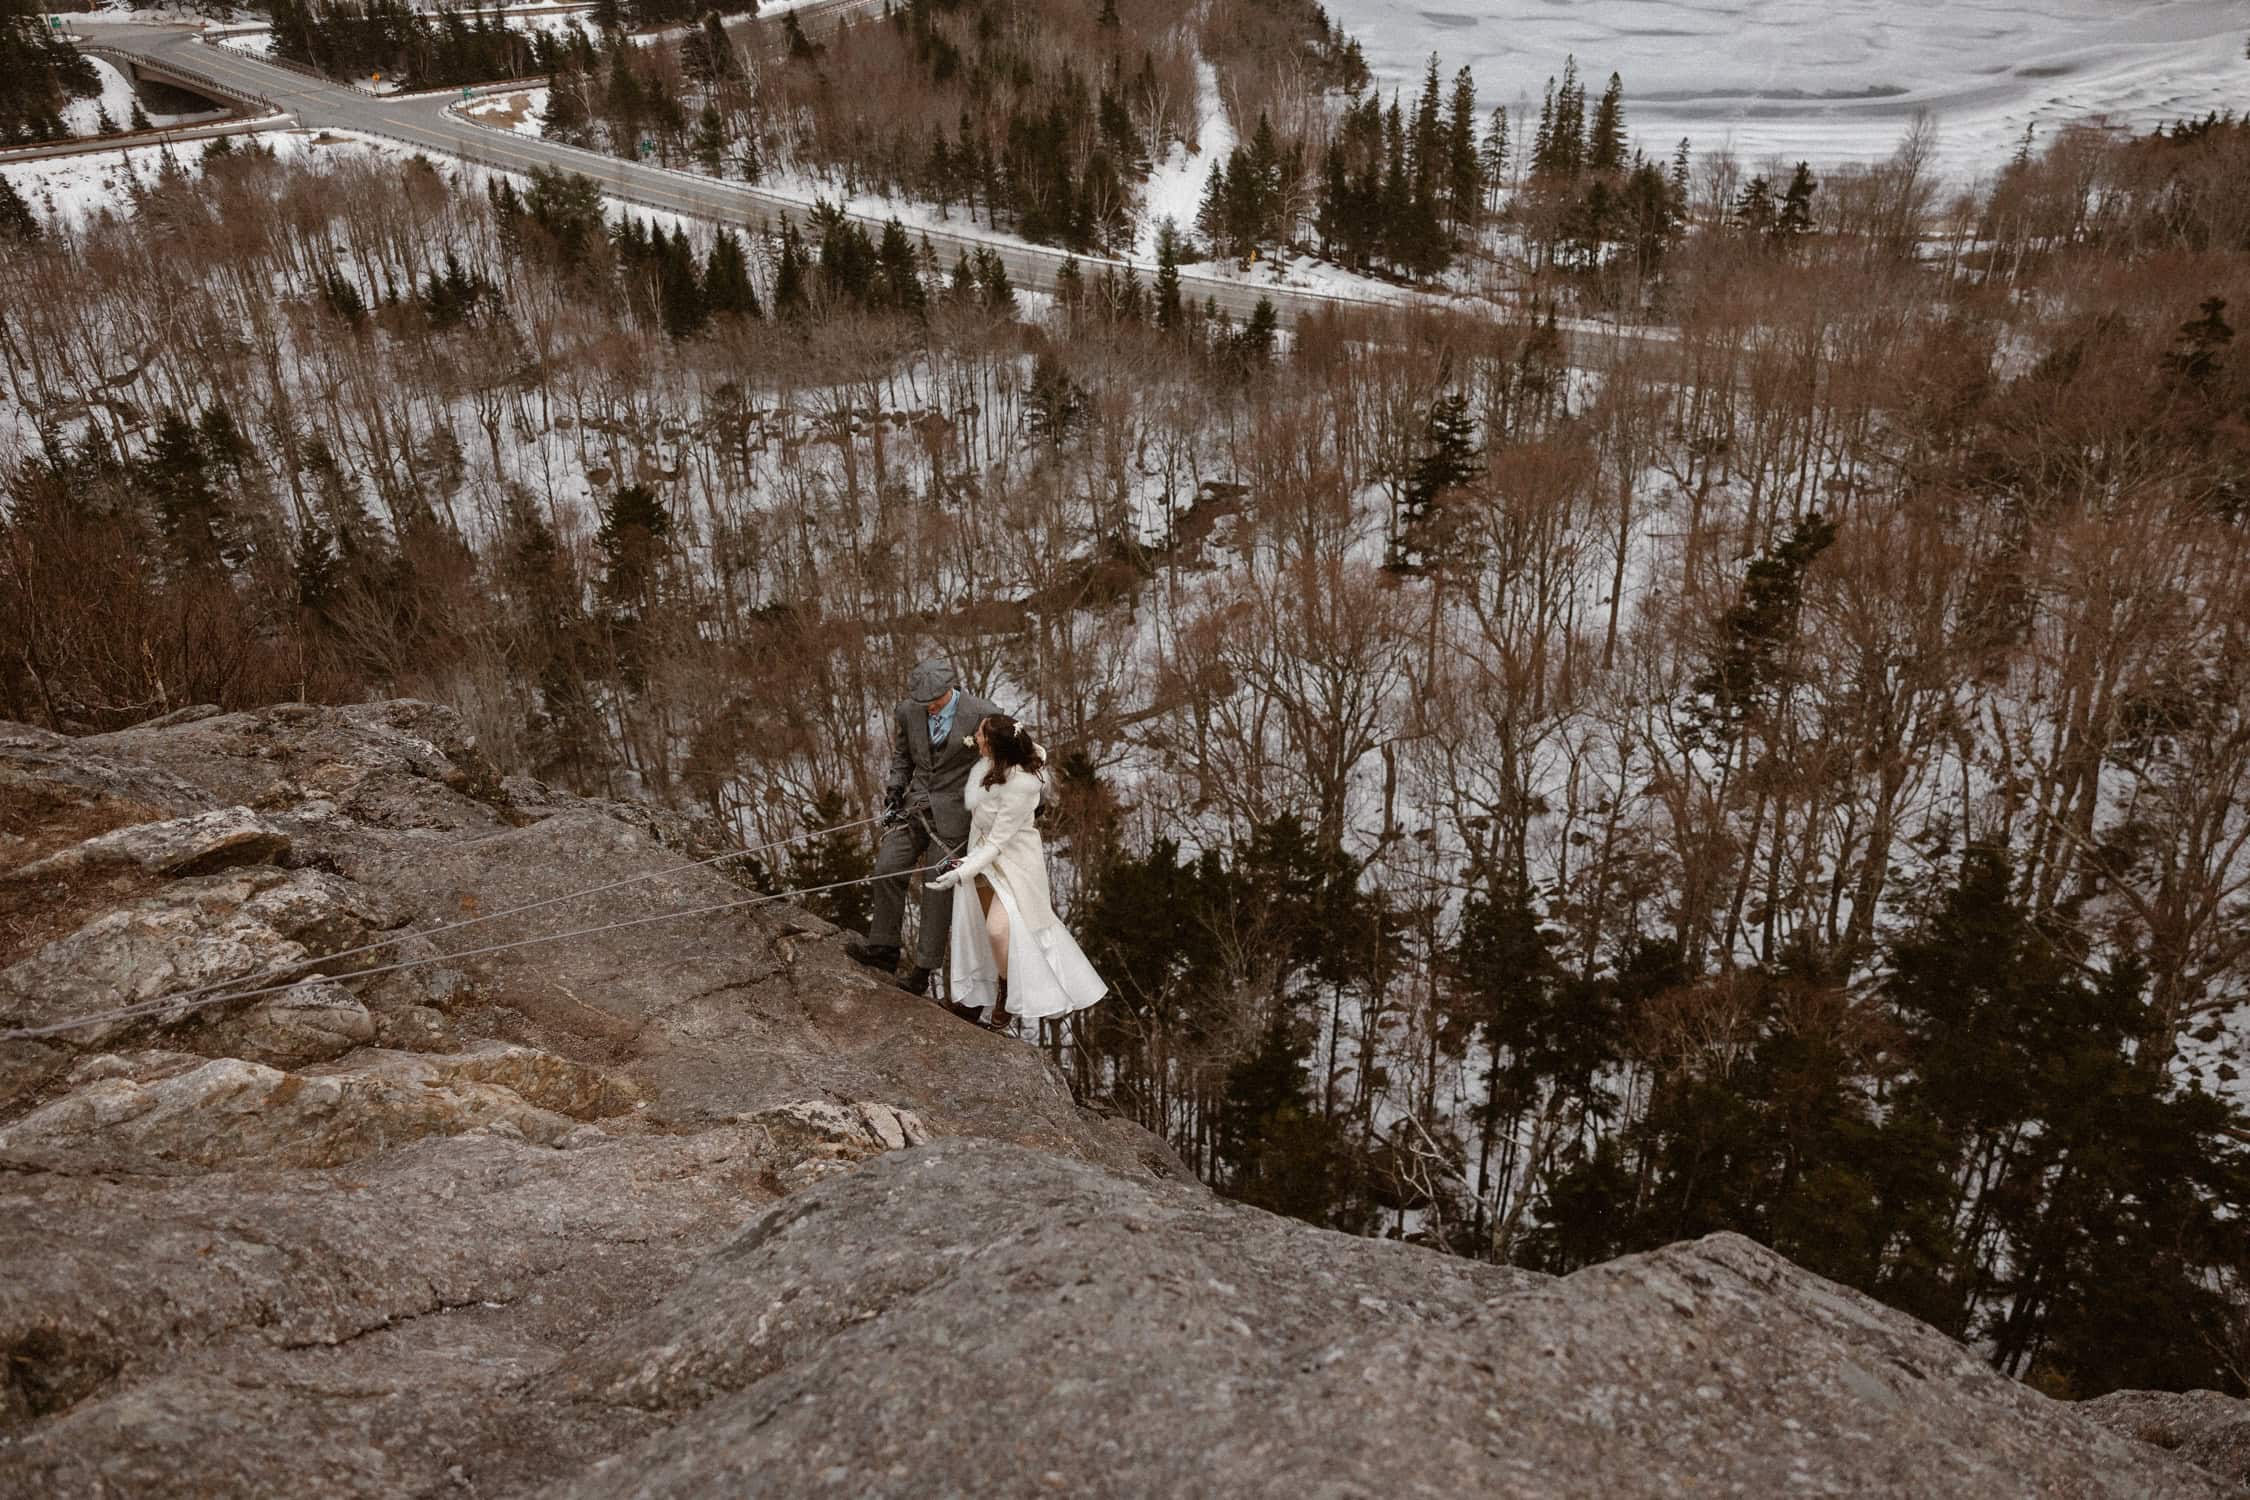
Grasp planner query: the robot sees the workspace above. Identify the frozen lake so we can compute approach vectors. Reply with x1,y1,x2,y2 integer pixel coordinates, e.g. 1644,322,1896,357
1321,0,2249,176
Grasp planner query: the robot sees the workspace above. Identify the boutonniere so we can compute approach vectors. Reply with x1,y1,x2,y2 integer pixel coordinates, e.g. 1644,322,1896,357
963,735,978,749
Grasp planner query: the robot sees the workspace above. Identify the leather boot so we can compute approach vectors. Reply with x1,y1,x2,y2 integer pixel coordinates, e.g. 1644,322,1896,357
844,934,901,972
898,966,933,997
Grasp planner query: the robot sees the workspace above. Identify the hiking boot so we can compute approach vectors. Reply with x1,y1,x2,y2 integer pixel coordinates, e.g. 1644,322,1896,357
898,966,933,997
844,934,901,972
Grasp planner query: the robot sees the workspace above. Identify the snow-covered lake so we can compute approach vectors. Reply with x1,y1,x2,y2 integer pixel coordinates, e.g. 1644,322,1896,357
1324,0,2249,176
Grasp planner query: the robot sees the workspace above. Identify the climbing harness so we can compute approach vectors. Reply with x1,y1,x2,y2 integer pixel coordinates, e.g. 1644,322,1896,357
0,811,930,1043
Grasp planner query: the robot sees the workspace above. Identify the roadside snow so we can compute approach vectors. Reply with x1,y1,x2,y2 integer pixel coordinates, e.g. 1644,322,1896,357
57,57,221,136
460,88,547,137
0,130,406,229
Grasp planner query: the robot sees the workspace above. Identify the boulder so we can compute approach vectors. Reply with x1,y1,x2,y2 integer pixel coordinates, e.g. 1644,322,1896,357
549,1141,2228,1500
0,866,404,1054
2081,1389,2250,1490
0,1042,635,1171
4,805,289,884
0,1102,934,1491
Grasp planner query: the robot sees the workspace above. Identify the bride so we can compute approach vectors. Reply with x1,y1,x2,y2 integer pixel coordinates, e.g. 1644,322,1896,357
926,715,1107,1032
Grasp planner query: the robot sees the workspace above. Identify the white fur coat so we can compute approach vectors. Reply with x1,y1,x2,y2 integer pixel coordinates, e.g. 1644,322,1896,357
947,754,1107,1022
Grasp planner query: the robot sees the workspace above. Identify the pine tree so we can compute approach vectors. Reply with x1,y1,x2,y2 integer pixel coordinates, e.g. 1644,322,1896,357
1775,160,1816,242
684,10,736,84
1689,512,1837,740
141,409,234,576
702,227,760,319
1239,297,1278,368
1732,174,1775,238
876,217,925,314
1154,219,1183,332
0,172,41,242
772,218,808,318
692,103,725,175
129,98,151,132
595,482,671,614
1393,389,1480,571
975,246,1015,313
1587,71,1625,175
1444,64,1480,231
1531,80,1555,181
1195,157,1231,258
1053,253,1084,319
783,11,819,61
1478,104,1508,212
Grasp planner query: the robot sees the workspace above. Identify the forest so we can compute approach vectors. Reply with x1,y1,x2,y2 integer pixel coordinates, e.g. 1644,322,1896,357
1,0,102,142
6,0,2250,1404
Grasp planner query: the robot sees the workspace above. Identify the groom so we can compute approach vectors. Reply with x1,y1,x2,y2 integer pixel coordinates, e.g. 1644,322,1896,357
846,657,1000,997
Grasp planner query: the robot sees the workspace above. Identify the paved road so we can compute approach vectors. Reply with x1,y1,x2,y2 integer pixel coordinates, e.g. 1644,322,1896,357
71,18,1479,327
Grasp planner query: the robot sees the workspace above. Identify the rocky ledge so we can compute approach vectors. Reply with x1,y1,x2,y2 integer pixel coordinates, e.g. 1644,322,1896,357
0,701,2241,1497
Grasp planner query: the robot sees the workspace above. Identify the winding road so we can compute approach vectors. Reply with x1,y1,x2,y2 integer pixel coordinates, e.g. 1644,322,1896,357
60,14,1452,327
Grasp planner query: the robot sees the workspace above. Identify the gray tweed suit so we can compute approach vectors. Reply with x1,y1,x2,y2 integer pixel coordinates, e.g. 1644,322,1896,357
868,659,1001,971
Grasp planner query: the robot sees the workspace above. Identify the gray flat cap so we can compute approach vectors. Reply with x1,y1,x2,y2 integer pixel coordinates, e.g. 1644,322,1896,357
905,657,958,702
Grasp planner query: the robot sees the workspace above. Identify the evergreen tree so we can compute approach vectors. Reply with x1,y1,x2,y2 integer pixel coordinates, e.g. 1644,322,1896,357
1154,218,1183,332
783,11,819,61
594,482,670,615
975,246,1015,313
1689,512,1837,741
702,227,760,319
659,225,707,337
692,103,726,176
1393,388,1480,571
1053,253,1084,319
0,171,40,242
1732,174,1776,238
1587,71,1625,175
1237,296,1278,369
876,217,925,314
140,409,235,576
1775,160,1816,242
1444,64,1480,231
772,218,808,318
1477,105,1508,211
683,10,736,84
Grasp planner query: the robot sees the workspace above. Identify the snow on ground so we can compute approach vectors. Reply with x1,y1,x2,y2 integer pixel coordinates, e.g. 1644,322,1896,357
1133,57,1231,261
53,4,265,24
215,29,275,58
1321,0,2250,177
59,56,143,136
0,129,411,229
460,88,547,136
56,56,224,136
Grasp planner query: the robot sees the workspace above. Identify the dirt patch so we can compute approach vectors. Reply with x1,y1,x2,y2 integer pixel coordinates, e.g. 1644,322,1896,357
0,781,168,969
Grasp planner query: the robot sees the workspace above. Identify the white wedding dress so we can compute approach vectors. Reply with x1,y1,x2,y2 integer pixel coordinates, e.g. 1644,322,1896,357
945,755,1108,1025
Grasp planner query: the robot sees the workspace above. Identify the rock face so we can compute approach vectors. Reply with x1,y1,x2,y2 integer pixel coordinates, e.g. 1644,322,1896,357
0,700,2237,1498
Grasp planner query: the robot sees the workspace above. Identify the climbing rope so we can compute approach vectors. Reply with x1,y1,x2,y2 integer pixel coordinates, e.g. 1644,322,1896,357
0,813,927,1044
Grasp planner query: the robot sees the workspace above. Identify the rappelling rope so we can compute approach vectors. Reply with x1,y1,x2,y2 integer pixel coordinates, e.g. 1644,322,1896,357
0,814,929,1044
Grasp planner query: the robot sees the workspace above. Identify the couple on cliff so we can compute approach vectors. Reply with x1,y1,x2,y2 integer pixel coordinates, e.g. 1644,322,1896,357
844,658,1107,1034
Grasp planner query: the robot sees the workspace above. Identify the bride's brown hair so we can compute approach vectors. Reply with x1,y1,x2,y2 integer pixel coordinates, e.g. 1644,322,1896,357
979,715,1045,788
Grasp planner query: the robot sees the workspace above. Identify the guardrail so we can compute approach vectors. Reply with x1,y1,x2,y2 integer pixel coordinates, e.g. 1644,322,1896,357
0,112,288,164
78,43,282,116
